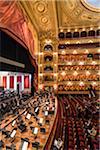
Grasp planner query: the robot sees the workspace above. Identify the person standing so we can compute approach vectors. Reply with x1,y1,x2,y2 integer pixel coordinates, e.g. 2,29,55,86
88,85,96,98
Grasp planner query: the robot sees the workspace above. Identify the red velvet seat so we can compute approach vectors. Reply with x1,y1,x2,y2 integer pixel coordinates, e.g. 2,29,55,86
80,141,85,148
68,135,74,141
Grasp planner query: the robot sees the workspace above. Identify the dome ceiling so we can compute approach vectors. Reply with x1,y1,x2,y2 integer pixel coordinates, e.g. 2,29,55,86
84,0,100,9
81,0,100,12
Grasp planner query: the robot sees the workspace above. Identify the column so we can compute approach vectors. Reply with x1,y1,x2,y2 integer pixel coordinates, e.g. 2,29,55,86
7,75,10,90
14,75,17,91
0,75,3,87
22,75,24,91
0,76,2,86
29,74,31,89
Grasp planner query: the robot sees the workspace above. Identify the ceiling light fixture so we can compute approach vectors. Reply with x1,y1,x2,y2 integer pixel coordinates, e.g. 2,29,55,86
79,61,84,65
75,29,78,32
92,61,97,65
88,40,93,43
60,29,63,32
92,82,97,86
67,82,73,86
54,84,57,89
61,71,66,76
45,39,52,44
54,73,57,76
85,49,89,54
67,62,72,65
82,28,85,31
62,50,66,54
39,84,43,89
39,73,43,76
79,81,84,86
90,27,93,30
73,50,77,54
67,29,70,32
86,71,90,75
73,71,78,76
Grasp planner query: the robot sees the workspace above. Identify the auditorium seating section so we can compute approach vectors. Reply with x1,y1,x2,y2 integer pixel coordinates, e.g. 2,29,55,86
0,89,99,150
58,65,99,71
58,74,99,82
58,54,97,62
58,42,99,93
52,94,99,150
58,84,100,91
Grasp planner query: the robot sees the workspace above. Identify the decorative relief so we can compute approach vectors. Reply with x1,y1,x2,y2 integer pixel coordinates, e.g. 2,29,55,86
39,31,56,41
62,12,74,26
37,3,45,12
74,8,82,16
57,0,100,29
34,1,47,14
63,0,76,11
41,16,49,24
81,13,99,21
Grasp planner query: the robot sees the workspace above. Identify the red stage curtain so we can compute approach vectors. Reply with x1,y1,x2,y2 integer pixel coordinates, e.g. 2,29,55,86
0,1,34,57
0,1,38,90
17,76,22,83
10,76,14,88
24,75,29,88
3,76,7,88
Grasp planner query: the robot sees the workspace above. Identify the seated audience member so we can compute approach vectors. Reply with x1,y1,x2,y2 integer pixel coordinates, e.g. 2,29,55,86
65,104,70,110
54,138,63,150
85,119,93,130
76,103,82,118
88,126,97,139
84,106,92,119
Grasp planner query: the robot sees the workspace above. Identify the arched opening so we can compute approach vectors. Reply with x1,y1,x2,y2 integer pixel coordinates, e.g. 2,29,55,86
44,55,53,62
44,65,53,72
66,32,72,38
73,32,79,38
44,44,53,51
96,29,100,36
88,30,95,36
81,31,87,37
58,32,65,39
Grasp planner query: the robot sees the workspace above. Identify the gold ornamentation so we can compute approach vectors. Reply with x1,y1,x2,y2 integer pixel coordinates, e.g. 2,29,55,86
37,3,45,12
41,16,48,24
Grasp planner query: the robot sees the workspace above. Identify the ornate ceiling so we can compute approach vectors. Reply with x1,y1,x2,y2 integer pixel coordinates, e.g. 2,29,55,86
57,0,100,29
19,0,58,40
19,0,100,35
0,0,100,62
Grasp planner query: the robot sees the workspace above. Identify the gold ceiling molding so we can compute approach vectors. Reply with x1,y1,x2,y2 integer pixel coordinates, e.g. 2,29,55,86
59,38,100,45
38,30,57,42
56,0,100,29
19,0,100,36
18,0,100,55
34,1,48,14
27,0,57,33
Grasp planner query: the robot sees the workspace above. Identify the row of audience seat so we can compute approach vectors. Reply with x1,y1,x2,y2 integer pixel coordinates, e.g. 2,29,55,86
59,94,99,150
